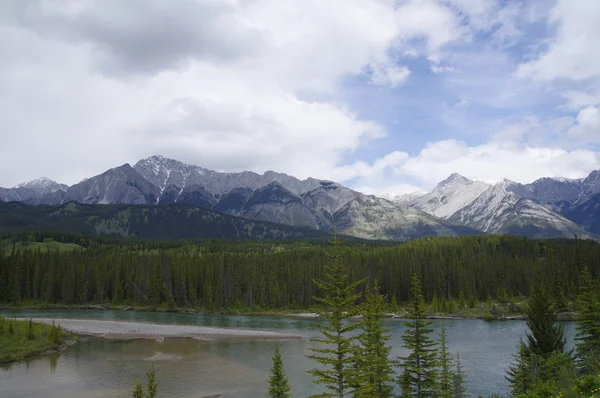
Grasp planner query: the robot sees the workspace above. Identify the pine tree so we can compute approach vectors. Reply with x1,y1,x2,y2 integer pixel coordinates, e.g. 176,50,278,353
27,318,35,341
268,343,292,398
452,351,467,398
438,324,453,398
389,294,399,314
353,280,395,398
307,234,364,397
132,381,144,398
145,364,158,398
525,281,566,357
506,339,534,396
399,274,438,397
575,268,600,374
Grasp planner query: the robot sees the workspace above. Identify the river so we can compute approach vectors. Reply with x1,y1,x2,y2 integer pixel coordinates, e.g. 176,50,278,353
0,309,576,397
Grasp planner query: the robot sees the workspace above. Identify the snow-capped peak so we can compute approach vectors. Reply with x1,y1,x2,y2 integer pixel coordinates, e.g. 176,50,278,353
380,191,426,204
15,177,55,188
411,174,491,219
13,177,68,195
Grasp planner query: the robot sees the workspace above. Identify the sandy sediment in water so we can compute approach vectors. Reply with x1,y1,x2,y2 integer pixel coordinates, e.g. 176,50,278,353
25,318,301,340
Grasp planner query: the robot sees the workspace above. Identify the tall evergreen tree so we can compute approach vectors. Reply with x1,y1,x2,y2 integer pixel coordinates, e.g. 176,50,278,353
132,381,144,398
575,268,600,374
507,279,568,395
145,365,158,398
453,351,467,398
399,274,438,397
353,280,395,398
506,339,534,395
268,343,292,398
437,324,453,398
525,281,566,357
307,235,364,397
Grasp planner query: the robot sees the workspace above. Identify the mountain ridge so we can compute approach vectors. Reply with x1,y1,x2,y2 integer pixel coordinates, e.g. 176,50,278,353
2,156,599,240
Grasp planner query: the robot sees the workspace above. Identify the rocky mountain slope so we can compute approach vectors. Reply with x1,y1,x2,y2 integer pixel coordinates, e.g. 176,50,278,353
2,156,598,240
0,156,476,241
448,181,591,238
384,171,600,239
409,173,490,219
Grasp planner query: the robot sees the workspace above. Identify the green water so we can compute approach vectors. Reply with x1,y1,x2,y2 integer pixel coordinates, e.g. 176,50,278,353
0,309,576,397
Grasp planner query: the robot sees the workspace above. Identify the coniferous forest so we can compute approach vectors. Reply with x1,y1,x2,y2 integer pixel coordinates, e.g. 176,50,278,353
1,233,598,312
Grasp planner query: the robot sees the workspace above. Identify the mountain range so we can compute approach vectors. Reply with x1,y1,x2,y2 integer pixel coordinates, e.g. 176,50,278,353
1,155,598,240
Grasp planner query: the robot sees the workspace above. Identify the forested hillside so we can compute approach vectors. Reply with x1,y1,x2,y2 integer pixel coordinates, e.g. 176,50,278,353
1,234,598,311
0,201,329,240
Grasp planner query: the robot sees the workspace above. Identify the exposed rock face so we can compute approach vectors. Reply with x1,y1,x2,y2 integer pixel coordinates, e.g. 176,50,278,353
409,173,490,219
448,181,592,238
2,155,599,240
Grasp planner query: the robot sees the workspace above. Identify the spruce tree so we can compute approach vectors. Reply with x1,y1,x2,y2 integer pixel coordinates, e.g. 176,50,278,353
506,339,534,396
399,274,438,397
575,268,600,374
525,281,566,357
27,318,35,341
268,343,292,398
307,234,364,397
437,324,453,398
452,351,467,398
354,280,395,398
145,365,158,398
132,381,144,398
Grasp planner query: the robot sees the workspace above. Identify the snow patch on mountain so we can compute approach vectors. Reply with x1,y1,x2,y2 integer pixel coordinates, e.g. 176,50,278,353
410,173,490,219
380,191,426,204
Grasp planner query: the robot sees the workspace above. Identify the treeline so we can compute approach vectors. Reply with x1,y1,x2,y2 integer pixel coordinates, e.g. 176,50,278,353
1,235,599,310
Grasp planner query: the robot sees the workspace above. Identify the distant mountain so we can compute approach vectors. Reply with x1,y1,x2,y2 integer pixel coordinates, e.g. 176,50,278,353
15,177,68,196
380,191,426,204
564,192,600,235
0,156,476,241
383,170,600,239
2,156,599,240
0,201,329,240
448,181,591,238
409,173,490,219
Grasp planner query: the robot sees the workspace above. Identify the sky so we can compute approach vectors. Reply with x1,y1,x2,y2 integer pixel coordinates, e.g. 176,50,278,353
1,0,599,195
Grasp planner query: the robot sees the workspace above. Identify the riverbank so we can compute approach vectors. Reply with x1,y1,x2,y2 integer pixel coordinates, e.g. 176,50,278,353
0,301,580,321
27,318,301,341
0,316,77,363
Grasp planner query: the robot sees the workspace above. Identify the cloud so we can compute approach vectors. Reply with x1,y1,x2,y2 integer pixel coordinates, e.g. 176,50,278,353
0,0,598,199
354,139,599,194
516,0,600,81
394,0,468,63
11,0,265,76
568,107,600,143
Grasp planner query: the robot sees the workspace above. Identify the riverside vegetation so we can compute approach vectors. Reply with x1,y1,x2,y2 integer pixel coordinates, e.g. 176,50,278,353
0,316,74,363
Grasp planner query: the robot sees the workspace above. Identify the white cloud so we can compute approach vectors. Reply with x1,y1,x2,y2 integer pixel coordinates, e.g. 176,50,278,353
368,62,411,87
490,116,541,142
568,107,600,143
0,0,597,198
516,0,600,81
0,0,473,187
354,139,599,194
401,140,599,188
395,0,468,63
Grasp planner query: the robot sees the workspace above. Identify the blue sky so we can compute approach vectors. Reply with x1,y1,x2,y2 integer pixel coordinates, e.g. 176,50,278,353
0,0,599,194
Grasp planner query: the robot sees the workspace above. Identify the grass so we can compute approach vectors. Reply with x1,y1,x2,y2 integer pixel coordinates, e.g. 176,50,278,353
1,239,83,255
0,316,77,363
